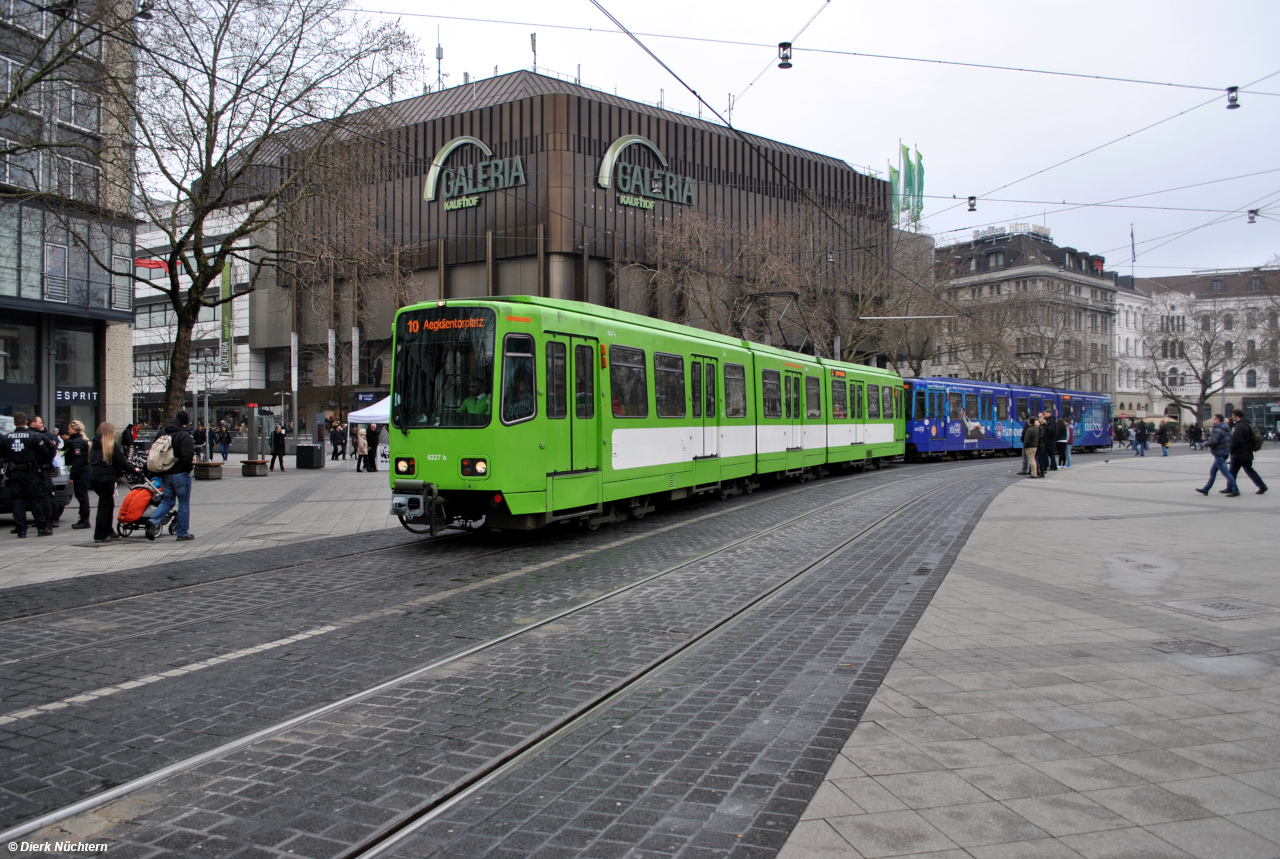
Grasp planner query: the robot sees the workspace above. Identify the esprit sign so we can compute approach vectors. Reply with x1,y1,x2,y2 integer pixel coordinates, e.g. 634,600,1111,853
597,135,696,208
423,136,526,207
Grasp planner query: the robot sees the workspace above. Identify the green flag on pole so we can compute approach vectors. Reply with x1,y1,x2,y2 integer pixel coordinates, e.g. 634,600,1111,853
889,165,901,222
913,148,924,221
901,144,914,224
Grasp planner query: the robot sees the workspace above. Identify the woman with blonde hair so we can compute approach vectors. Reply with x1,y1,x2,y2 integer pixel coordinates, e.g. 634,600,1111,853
88,422,139,543
65,419,93,528
355,427,368,473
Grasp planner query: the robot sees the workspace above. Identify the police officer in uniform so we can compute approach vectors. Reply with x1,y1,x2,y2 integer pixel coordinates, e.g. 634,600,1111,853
30,416,60,528
65,420,92,528
4,412,54,537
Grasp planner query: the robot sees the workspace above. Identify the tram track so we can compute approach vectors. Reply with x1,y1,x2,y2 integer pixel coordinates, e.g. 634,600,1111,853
0,465,997,846
0,460,977,669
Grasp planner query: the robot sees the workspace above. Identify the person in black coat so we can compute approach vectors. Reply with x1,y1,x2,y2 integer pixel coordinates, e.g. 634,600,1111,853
1229,409,1267,494
365,423,380,472
65,420,92,528
88,422,140,543
329,424,343,461
269,425,288,472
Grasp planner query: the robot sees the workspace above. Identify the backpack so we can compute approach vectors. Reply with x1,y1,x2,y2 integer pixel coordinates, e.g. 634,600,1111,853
1251,422,1264,452
147,433,177,473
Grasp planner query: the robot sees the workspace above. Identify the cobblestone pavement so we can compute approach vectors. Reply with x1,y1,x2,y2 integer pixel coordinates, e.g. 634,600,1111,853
0,458,1017,857
782,449,1280,859
0,459,1008,836
0,465,399,591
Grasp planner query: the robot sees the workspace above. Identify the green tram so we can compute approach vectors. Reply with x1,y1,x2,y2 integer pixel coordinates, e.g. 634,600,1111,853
389,297,905,532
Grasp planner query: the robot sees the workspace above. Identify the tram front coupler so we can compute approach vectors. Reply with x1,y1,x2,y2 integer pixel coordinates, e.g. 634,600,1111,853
391,481,447,534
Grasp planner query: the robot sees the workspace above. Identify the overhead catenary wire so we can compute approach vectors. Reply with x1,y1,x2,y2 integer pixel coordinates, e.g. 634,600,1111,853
352,8,1280,97
732,0,829,105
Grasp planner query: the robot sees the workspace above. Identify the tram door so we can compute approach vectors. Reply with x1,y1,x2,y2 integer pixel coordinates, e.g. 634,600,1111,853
545,335,601,512
691,356,720,485
784,369,804,470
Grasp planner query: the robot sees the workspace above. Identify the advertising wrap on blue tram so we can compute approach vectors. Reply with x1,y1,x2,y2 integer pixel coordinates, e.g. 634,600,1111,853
905,377,1111,460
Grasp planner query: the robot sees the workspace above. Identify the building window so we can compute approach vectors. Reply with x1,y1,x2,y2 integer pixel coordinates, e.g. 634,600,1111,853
1224,341,1233,359
1246,369,1258,388
969,257,976,272
1246,312,1256,328
1224,314,1233,330
988,251,1004,269
1270,368,1280,387
1250,277,1263,292
1247,339,1257,360
1212,278,1224,293
1225,370,1235,388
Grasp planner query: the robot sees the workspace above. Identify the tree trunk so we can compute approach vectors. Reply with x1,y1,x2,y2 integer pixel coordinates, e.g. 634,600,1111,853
163,312,197,422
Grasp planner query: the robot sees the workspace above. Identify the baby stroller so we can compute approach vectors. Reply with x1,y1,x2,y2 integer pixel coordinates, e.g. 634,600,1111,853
117,476,176,537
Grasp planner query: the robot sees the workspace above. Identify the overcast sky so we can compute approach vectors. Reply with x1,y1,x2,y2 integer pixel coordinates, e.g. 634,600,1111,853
369,0,1280,275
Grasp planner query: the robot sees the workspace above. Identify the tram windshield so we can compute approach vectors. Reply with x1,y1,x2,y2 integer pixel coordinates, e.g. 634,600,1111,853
393,307,496,428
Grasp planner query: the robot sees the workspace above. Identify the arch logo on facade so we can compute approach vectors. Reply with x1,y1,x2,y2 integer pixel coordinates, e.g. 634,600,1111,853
597,135,696,209
423,135,526,210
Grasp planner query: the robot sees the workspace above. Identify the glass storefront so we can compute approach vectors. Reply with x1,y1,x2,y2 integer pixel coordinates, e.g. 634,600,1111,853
0,320,38,418
54,326,99,432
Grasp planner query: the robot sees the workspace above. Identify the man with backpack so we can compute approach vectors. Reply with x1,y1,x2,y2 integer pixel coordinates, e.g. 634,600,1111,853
1228,409,1267,495
145,410,196,541
1195,414,1240,497
2,412,56,537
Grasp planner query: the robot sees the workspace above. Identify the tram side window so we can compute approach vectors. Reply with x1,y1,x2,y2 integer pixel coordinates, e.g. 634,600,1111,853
609,345,648,418
855,383,864,419
867,384,881,419
762,369,782,418
705,363,716,417
996,396,1009,421
980,395,992,420
546,342,567,419
832,380,848,419
806,377,822,419
725,363,747,417
574,345,594,419
914,388,926,420
1072,401,1082,422
501,334,537,425
791,375,801,419
691,361,702,418
654,353,686,418
783,375,793,419
1030,397,1041,416
883,387,894,419
964,394,978,421
1016,397,1028,420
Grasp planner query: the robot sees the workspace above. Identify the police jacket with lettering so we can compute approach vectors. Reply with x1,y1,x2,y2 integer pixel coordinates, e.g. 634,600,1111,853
5,427,55,467
66,433,91,472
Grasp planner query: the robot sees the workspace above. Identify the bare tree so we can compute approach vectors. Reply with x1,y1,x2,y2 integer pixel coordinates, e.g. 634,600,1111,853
99,0,414,420
1141,287,1280,421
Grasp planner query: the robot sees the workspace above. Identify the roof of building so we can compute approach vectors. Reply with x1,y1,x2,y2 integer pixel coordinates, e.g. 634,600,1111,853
1137,268,1278,299
937,230,1114,284
371,70,854,170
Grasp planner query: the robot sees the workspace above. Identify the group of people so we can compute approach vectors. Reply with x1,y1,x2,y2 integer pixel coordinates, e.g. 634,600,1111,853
1196,410,1267,498
1018,411,1076,478
2,410,195,542
326,422,381,472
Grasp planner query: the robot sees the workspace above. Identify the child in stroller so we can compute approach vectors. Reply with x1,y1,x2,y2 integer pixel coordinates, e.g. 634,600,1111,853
117,475,176,537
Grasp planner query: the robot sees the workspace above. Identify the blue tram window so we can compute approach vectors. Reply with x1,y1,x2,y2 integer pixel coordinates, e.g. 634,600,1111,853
948,393,961,420
914,388,926,420
996,396,1009,421
1016,397,1028,420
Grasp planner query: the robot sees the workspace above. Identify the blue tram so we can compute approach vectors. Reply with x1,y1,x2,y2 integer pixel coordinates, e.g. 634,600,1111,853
904,377,1112,460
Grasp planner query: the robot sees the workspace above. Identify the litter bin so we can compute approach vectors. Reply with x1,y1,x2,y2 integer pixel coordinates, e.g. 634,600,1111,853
296,444,325,469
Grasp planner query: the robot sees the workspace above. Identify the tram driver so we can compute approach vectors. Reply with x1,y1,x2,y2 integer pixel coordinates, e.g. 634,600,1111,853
456,377,492,424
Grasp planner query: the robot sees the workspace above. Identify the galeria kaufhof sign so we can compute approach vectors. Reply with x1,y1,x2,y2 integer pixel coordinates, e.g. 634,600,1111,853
424,136,527,210
424,134,695,212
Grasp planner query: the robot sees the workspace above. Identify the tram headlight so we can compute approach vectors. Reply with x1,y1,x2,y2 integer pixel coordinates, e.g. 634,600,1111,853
394,457,415,475
460,457,488,477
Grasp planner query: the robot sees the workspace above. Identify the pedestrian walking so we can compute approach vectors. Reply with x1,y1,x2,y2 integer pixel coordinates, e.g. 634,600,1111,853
1195,414,1240,497
2,412,55,537
329,423,343,461
1228,409,1267,494
1156,423,1170,457
145,411,196,541
366,423,380,472
355,428,368,471
1064,420,1074,468
121,423,135,458
88,422,140,543
1056,418,1069,467
1136,422,1149,456
193,422,209,461
1021,418,1039,478
217,423,231,461
65,420,92,529
1188,422,1202,450
269,425,288,472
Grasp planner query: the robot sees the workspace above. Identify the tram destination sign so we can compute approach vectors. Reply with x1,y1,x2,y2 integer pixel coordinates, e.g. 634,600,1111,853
423,136,526,205
598,135,696,207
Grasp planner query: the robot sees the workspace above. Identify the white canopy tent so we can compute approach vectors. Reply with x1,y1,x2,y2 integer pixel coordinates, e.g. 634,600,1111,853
348,396,390,425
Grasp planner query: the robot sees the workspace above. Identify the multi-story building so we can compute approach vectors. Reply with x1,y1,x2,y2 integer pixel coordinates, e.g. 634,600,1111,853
1113,276,1155,420
1134,267,1280,431
933,225,1117,394
0,0,135,430
135,70,891,432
